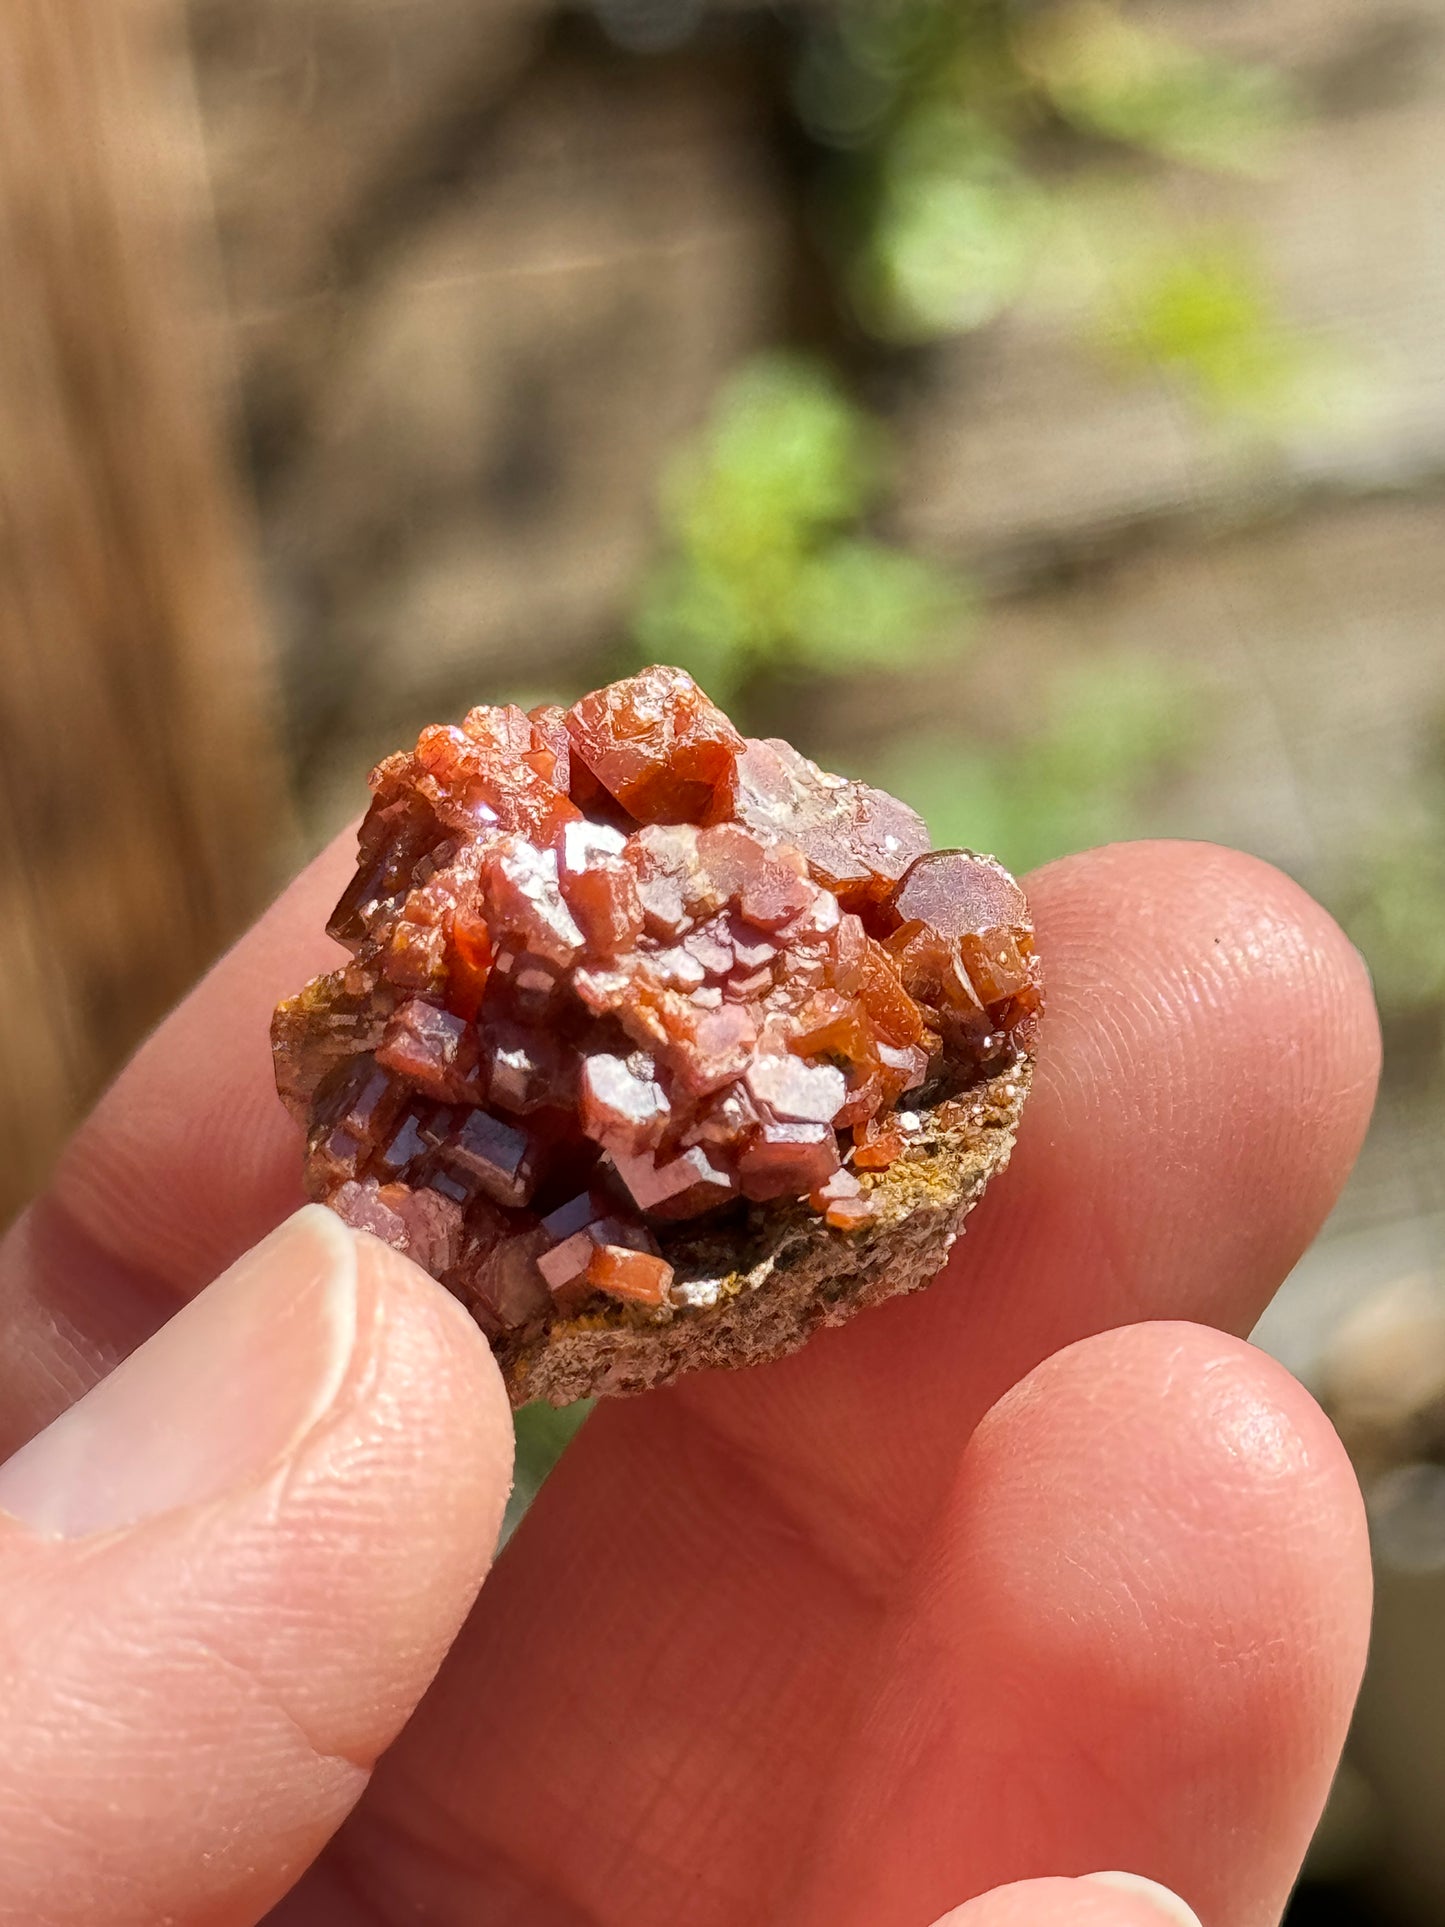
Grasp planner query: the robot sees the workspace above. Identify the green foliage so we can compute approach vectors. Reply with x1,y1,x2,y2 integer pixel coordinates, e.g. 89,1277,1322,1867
633,354,970,700
1089,235,1324,425
631,1,1285,852
873,656,1198,874
666,354,877,545
1019,2,1297,174
1340,818,1445,1018
790,538,973,669
501,1400,593,1545
851,111,1049,341
798,0,1304,406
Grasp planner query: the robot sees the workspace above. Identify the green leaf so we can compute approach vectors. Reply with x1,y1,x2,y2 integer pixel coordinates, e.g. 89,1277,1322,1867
790,538,971,670
1090,237,1325,426
634,352,969,688
1031,656,1197,788
1020,2,1297,175
1340,836,1445,1012
870,654,1198,874
633,557,756,704
501,1400,593,1544
853,110,1046,341
663,354,879,558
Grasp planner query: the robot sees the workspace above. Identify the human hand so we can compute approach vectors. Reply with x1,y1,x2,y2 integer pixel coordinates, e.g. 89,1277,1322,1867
0,839,1378,1927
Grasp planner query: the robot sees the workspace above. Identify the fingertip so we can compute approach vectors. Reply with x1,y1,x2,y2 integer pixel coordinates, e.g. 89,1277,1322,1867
1081,1872,1204,1926
1028,839,1380,1134
969,1320,1371,1679
0,1208,513,1925
978,840,1381,1343
940,1321,1370,1926
932,1874,1200,1927
348,1225,515,1505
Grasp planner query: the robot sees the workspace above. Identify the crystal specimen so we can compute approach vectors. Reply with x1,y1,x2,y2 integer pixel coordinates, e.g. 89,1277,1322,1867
273,666,1041,1394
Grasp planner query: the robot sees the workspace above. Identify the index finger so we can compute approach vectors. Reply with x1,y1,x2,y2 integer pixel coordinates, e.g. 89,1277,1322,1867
0,830,357,1451
0,837,1376,1465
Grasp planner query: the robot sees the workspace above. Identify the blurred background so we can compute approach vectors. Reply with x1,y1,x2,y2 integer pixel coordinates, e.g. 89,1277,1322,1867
1,0,1441,1917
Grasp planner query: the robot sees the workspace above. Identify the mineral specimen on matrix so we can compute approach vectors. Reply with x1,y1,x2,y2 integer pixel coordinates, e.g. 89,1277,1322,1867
272,665,1042,1404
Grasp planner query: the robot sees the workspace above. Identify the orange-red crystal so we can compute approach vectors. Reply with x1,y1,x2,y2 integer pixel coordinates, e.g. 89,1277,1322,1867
272,667,1040,1342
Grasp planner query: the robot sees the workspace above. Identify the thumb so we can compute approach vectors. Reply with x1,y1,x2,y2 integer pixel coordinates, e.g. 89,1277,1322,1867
0,1205,512,1926
933,1874,1204,1926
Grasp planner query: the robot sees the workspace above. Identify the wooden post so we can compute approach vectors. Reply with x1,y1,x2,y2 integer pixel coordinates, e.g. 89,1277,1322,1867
0,1,283,1222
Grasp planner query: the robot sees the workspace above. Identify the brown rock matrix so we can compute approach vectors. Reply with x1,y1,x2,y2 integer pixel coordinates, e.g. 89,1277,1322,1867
273,667,1041,1402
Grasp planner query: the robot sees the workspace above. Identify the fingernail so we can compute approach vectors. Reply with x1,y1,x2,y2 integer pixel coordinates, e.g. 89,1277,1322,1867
1082,1873,1202,1927
0,1206,358,1539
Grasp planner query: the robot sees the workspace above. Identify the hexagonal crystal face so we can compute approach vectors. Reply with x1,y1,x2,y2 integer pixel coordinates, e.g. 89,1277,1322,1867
273,668,1040,1339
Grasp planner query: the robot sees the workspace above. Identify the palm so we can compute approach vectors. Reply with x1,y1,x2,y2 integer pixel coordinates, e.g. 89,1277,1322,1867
0,840,1376,1927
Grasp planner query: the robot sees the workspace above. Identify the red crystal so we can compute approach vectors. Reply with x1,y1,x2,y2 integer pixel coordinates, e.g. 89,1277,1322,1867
578,1051,671,1155
586,1243,673,1306
376,999,481,1101
612,1142,735,1220
718,738,930,908
811,1166,874,1231
438,1107,538,1207
331,1175,466,1277
852,1115,907,1171
566,664,744,822
535,1190,671,1311
737,1119,840,1201
484,1018,574,1115
471,1223,552,1334
887,846,1028,938
272,667,1041,1346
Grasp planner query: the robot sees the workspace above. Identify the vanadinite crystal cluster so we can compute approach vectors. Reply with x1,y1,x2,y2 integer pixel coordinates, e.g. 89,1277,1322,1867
273,667,1041,1363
